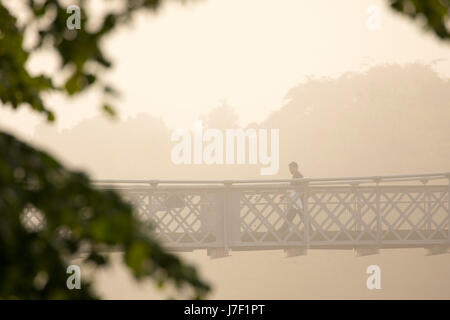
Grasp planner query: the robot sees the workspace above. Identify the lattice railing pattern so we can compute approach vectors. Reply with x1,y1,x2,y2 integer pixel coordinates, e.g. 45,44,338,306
21,173,450,252
379,187,449,243
238,187,307,244
120,188,221,248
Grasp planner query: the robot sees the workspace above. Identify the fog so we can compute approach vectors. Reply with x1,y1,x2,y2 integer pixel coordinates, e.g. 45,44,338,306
1,0,449,299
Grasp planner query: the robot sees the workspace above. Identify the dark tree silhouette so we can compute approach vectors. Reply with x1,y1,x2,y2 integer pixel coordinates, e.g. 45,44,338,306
390,0,450,41
0,0,210,299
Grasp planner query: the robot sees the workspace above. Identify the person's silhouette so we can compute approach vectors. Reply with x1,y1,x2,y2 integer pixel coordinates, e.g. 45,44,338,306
278,162,304,234
288,161,303,179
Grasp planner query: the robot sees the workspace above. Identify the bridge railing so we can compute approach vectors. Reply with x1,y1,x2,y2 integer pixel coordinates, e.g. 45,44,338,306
92,172,450,257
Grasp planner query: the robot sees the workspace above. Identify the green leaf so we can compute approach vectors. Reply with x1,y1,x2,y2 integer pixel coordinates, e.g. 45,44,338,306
102,104,116,118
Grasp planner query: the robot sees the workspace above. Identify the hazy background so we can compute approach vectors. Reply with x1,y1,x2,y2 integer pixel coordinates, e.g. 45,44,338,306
1,0,449,299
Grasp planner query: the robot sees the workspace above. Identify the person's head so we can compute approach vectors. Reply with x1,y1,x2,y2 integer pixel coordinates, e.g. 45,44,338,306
288,161,298,175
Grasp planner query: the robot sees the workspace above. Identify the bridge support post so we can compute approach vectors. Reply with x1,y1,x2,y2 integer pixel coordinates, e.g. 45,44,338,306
374,177,382,247
351,182,360,234
206,181,236,259
303,181,310,250
422,179,430,234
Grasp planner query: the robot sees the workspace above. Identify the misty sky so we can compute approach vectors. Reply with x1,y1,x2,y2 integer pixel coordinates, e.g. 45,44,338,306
1,0,449,138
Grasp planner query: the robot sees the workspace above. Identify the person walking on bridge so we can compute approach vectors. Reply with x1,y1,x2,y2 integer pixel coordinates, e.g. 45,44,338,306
278,161,305,234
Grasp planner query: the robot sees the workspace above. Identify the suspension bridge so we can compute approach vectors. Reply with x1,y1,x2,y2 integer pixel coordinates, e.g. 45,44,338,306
89,172,450,258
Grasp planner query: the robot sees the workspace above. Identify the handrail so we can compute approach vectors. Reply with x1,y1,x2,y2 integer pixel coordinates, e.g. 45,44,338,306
92,172,450,187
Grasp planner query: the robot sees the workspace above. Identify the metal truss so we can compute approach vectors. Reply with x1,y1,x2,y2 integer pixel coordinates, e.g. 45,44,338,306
23,172,450,258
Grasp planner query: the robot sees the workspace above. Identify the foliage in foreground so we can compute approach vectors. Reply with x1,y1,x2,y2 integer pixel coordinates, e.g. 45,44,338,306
0,131,210,298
